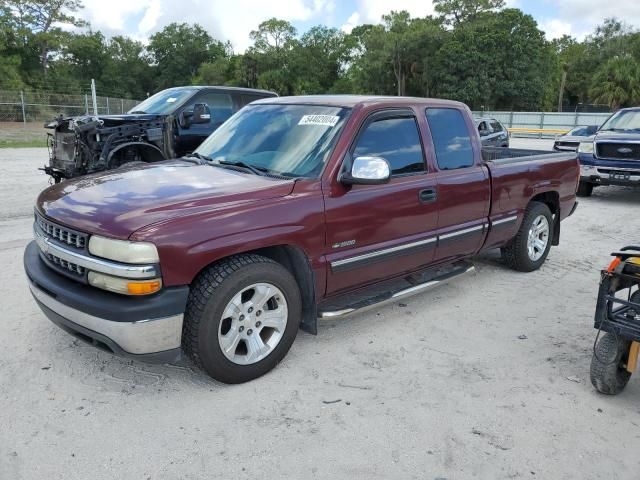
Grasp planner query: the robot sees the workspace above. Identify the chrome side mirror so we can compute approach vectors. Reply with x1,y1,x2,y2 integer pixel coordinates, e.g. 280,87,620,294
341,156,391,185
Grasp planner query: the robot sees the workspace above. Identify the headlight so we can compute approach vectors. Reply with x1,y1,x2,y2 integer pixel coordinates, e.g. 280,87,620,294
88,235,159,264
88,272,162,295
578,142,594,154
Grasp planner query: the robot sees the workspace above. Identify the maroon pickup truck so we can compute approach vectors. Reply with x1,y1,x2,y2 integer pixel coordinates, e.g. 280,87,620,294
24,96,580,383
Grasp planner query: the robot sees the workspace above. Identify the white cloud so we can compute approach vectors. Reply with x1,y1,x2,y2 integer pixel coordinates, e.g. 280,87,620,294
75,0,640,53
355,0,435,24
545,0,640,39
78,0,336,51
138,0,162,35
550,0,640,24
82,0,155,31
341,11,361,33
539,19,572,39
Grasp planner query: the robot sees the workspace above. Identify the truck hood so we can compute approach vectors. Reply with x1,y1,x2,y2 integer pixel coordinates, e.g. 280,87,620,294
36,160,296,239
46,113,166,129
595,131,640,143
557,134,594,143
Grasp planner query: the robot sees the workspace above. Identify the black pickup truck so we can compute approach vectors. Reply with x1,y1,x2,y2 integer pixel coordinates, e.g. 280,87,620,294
44,86,276,182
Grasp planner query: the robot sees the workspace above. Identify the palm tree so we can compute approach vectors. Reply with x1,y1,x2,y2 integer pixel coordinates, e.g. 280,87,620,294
589,55,640,110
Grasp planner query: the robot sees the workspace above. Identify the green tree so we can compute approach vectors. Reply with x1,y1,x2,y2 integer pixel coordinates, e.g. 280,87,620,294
102,36,153,97
0,3,24,88
435,9,550,110
346,23,395,95
5,0,87,75
194,57,233,86
543,35,589,110
589,56,640,109
148,23,227,89
433,0,505,25
248,18,299,94
292,25,347,93
344,13,446,97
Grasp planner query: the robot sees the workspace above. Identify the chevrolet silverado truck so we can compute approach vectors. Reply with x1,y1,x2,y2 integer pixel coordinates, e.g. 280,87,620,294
25,96,580,383
43,86,276,182
576,107,640,196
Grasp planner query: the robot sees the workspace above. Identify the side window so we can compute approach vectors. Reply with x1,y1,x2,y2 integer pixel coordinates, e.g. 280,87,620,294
353,116,425,176
240,94,266,106
490,121,503,132
478,121,489,134
183,92,234,124
426,108,474,170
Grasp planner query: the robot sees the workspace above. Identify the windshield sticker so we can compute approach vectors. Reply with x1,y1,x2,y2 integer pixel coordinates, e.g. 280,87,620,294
166,97,177,103
298,115,340,127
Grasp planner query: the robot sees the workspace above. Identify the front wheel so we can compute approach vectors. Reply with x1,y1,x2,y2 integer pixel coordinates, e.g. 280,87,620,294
501,201,553,272
182,254,301,383
576,180,593,197
590,333,631,395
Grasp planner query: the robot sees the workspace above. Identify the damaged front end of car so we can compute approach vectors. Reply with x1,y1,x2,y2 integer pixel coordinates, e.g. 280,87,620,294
43,115,175,183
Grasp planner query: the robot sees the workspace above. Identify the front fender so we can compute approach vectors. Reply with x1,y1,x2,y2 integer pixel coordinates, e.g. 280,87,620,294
107,141,166,166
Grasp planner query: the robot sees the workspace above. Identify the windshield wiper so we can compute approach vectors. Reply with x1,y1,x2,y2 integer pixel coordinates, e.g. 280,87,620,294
182,152,213,164
128,110,147,114
218,159,269,176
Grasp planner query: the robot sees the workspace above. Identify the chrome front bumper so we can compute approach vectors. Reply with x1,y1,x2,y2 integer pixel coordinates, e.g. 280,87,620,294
29,279,184,355
580,164,640,184
24,241,188,363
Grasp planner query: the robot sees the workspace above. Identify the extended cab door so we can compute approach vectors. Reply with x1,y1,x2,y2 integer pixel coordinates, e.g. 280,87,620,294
323,109,440,295
424,107,491,264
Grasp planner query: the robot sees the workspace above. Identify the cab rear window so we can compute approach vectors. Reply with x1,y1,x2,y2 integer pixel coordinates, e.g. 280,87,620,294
426,108,474,170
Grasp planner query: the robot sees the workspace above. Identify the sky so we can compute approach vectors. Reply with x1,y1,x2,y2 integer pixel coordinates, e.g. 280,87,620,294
77,0,640,52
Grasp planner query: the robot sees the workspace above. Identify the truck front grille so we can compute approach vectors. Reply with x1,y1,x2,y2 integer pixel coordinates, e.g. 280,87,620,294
596,143,640,160
52,131,77,164
36,214,87,249
44,252,86,276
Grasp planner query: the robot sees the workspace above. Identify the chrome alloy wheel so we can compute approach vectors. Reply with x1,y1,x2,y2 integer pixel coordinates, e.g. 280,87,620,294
218,283,288,365
527,214,550,261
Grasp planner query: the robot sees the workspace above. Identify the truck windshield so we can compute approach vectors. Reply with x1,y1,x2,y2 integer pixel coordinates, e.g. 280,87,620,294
127,88,197,115
194,104,350,177
600,110,640,132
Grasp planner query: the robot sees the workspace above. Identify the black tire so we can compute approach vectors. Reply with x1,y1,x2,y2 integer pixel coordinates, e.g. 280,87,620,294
182,254,301,383
590,333,631,395
576,180,593,197
501,201,553,272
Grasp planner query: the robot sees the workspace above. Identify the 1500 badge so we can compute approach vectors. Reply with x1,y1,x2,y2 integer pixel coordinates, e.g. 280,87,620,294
332,240,356,249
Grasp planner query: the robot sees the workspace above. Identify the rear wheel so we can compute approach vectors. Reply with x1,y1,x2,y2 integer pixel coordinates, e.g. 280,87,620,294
576,180,593,197
590,333,631,395
182,254,301,383
501,201,553,272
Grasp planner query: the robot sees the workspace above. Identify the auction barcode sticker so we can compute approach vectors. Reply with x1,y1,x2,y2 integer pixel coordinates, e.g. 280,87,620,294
298,115,340,127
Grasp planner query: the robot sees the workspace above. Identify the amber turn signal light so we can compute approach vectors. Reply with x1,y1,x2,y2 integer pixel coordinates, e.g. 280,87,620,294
127,280,162,295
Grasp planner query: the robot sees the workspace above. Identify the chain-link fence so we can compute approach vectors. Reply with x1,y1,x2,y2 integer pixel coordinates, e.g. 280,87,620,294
0,90,141,123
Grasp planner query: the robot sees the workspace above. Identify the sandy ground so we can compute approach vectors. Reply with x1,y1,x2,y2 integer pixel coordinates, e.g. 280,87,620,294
1,142,639,480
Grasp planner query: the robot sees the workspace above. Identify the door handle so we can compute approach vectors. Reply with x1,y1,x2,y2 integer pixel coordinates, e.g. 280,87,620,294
419,188,437,203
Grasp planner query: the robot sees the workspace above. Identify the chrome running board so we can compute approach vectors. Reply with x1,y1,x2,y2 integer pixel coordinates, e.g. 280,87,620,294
318,263,475,320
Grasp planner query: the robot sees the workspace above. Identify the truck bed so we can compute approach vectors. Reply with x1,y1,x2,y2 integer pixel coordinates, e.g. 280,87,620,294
482,147,577,165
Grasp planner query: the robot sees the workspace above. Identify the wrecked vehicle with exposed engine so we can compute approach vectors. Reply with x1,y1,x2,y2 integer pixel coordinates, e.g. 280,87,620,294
43,86,277,182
